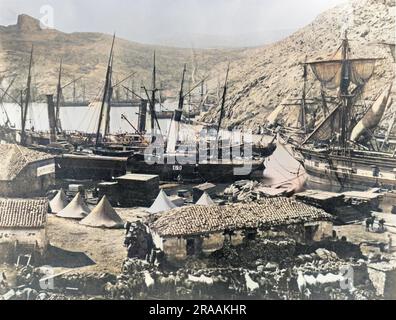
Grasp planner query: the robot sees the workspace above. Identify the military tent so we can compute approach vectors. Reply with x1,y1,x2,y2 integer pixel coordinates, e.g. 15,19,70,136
80,196,124,228
56,192,90,219
196,192,215,206
49,189,69,214
147,190,176,214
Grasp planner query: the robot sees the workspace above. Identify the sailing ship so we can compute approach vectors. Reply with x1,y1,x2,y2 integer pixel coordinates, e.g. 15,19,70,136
90,35,150,157
128,63,274,182
62,78,90,107
0,46,73,153
293,33,396,191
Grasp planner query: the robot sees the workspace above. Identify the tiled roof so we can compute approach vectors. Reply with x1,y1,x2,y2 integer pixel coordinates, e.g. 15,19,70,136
151,197,333,238
0,198,48,228
0,144,53,181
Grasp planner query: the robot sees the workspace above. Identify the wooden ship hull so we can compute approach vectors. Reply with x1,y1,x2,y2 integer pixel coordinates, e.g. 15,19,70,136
295,147,396,192
0,125,73,154
128,153,266,182
92,146,136,157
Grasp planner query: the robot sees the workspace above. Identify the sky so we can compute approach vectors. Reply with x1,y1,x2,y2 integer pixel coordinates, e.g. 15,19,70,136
0,0,347,47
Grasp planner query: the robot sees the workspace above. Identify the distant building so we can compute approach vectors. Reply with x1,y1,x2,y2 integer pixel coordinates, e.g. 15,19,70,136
0,144,55,197
0,198,49,263
150,197,333,261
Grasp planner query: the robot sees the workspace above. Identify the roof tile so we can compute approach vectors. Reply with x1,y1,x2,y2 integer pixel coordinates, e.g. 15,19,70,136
0,198,48,228
151,197,333,237
0,144,53,181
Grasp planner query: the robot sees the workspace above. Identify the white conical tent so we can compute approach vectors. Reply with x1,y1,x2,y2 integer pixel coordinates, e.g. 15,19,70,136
50,189,69,214
56,192,90,219
80,196,124,229
196,192,215,206
147,189,177,214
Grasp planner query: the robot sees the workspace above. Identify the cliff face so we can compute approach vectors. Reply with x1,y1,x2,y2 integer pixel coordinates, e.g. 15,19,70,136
201,0,396,131
16,14,42,32
0,15,243,101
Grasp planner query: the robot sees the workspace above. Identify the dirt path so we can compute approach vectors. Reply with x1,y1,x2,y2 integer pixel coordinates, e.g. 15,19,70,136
45,208,149,275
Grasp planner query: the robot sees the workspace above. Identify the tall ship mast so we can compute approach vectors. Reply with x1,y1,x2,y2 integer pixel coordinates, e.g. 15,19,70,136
95,34,115,148
293,33,395,191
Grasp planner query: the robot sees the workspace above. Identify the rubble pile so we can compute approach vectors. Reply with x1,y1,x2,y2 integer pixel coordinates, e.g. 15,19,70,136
105,254,377,300
0,266,60,300
296,240,364,260
103,233,379,300
106,259,265,300
223,180,289,202
57,273,115,296
209,237,296,268
0,265,114,300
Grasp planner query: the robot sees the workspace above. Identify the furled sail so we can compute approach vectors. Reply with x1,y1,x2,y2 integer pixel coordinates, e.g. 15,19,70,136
89,99,110,137
302,104,342,144
350,83,393,142
166,112,181,153
100,101,111,137
308,58,378,90
267,99,287,126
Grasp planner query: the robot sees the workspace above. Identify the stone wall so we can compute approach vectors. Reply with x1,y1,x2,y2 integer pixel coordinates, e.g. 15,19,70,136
312,221,333,241
159,231,247,262
162,237,188,261
156,220,332,262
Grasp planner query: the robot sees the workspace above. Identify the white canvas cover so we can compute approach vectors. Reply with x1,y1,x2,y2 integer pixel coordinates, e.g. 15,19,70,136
49,189,69,214
80,196,123,228
147,190,177,214
57,192,90,219
196,192,215,206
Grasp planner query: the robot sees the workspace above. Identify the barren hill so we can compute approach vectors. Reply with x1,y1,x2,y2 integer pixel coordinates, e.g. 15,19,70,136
1,1,394,131
0,14,244,101
201,0,396,131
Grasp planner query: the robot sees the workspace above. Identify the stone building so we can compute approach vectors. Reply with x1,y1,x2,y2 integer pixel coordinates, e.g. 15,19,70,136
150,197,333,261
0,198,49,263
0,144,55,197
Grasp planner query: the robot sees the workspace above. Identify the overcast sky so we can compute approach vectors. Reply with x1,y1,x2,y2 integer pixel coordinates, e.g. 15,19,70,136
0,0,346,47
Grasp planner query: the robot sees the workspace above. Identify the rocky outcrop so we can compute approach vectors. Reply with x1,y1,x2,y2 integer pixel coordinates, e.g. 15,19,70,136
16,14,42,32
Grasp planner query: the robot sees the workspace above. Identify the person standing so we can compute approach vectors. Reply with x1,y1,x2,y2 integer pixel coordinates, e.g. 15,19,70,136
369,216,375,231
379,218,385,232
387,234,393,253
365,218,371,232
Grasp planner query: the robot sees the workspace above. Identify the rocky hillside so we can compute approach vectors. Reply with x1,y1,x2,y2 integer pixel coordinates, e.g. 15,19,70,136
0,14,244,101
201,0,396,131
1,1,394,130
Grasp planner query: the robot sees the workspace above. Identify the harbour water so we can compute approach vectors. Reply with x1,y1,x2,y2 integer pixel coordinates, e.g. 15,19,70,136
0,103,174,134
